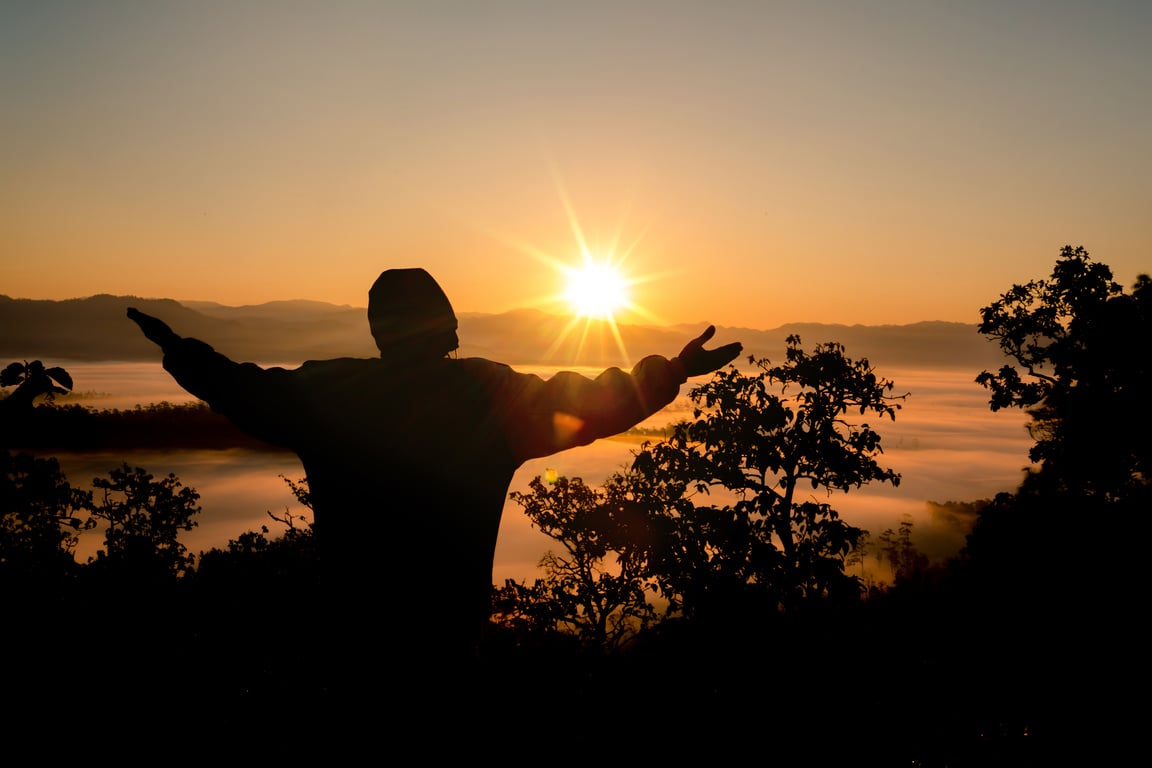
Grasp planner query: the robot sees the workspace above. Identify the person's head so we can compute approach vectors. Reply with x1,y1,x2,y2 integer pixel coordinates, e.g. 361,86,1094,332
368,268,459,359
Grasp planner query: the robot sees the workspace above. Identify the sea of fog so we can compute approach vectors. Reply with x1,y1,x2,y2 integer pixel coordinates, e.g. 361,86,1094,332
43,360,1035,583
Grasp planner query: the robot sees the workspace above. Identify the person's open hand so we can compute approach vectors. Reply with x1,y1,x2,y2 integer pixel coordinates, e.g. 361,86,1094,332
676,325,742,377
127,307,180,349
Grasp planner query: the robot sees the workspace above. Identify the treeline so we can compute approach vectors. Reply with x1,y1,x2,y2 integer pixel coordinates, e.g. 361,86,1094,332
1,246,1147,761
1,292,1007,369
0,401,287,452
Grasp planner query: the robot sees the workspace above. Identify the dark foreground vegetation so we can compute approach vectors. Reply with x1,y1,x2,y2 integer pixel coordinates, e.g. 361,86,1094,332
0,399,288,452
1,247,1145,762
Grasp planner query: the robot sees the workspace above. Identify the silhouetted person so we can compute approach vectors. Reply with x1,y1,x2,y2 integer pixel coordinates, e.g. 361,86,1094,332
127,268,740,697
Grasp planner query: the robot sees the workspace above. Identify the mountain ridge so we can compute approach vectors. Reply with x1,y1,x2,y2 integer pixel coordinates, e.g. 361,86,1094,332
0,294,1007,370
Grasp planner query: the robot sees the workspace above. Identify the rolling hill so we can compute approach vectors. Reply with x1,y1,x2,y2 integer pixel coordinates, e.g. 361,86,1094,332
0,294,1008,371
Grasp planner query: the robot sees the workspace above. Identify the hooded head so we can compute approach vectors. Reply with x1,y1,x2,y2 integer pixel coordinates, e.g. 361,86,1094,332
368,268,459,359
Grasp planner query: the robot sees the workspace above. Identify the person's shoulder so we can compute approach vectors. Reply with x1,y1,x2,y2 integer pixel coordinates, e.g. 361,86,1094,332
453,356,527,384
297,356,378,366
455,356,513,372
294,357,380,376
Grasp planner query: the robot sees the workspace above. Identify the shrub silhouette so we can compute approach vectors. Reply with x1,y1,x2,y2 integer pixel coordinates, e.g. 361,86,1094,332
0,360,73,410
0,449,93,584
84,463,200,582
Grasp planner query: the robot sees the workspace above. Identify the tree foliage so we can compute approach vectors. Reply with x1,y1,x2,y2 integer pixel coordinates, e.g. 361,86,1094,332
196,476,317,587
631,337,905,615
0,360,73,410
976,245,1151,498
965,246,1150,618
505,336,906,644
876,518,929,585
0,449,93,580
86,463,201,580
504,475,660,651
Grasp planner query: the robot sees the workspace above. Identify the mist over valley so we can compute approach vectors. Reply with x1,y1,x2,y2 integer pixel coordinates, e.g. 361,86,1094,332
35,358,1032,585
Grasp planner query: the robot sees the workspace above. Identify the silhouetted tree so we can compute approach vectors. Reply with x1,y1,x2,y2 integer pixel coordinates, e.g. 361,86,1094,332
85,463,200,580
631,337,905,616
0,450,92,707
190,479,321,700
279,473,313,510
195,476,317,586
966,247,1151,593
506,475,660,651
0,449,92,581
876,518,929,585
845,530,872,582
976,245,1151,498
504,336,905,646
958,247,1150,750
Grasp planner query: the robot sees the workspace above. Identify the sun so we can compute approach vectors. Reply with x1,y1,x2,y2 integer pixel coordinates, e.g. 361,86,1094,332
563,260,630,320
500,164,668,363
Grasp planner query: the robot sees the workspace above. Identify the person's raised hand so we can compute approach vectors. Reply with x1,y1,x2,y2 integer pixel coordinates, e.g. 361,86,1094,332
127,307,180,349
676,325,742,377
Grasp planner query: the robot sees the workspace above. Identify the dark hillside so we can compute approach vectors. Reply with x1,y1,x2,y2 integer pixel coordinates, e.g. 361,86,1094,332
1,294,1009,370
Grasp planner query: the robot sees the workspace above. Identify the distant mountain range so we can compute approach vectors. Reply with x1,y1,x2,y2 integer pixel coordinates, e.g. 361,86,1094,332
0,294,1009,371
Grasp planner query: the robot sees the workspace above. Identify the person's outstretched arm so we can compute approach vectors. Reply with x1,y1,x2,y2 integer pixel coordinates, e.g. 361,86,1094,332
127,307,295,445
126,307,181,351
507,325,742,458
672,325,743,379
127,307,238,403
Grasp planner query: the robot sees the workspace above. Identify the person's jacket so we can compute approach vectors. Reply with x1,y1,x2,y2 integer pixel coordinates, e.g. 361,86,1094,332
159,336,688,663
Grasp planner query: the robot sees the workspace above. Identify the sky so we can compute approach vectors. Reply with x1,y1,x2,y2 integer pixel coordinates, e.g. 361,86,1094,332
3,0,1150,329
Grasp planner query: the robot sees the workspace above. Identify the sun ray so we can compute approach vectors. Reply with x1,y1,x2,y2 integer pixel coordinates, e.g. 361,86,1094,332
478,162,678,366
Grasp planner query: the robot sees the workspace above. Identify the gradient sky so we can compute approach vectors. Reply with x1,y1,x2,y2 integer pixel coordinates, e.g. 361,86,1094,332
3,0,1149,329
